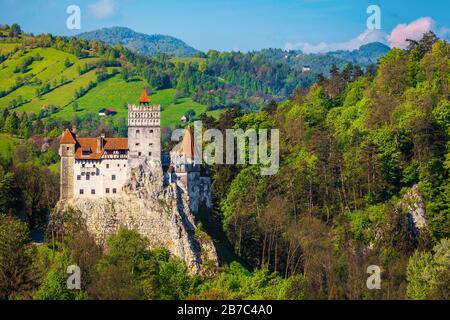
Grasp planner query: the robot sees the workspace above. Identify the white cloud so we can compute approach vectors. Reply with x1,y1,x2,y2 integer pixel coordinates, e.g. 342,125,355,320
387,17,434,49
89,0,116,19
285,29,388,53
286,17,449,53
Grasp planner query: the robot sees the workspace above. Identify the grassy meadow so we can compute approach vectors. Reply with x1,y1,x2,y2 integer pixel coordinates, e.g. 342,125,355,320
0,43,211,129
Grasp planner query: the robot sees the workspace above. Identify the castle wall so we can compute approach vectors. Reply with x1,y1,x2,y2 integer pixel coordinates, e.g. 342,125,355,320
73,158,128,198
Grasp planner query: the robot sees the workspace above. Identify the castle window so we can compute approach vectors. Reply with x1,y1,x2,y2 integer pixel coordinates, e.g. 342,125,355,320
135,143,140,146
106,164,109,169
138,152,142,156
106,188,110,194
112,175,116,180
66,147,70,151
91,189,95,195
113,188,117,194
150,129,154,134
149,143,153,146
77,175,81,181
124,164,126,167
86,174,90,181
80,189,84,195
148,152,152,156
117,164,120,167
82,164,85,168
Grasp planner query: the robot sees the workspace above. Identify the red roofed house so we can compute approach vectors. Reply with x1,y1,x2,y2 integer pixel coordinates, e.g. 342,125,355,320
98,108,117,116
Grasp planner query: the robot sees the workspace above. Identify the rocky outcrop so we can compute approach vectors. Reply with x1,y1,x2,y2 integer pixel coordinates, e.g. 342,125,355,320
55,158,218,275
185,176,212,213
402,184,428,237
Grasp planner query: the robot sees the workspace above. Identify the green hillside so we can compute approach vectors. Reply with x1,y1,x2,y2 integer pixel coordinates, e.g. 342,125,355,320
0,42,207,129
57,78,207,128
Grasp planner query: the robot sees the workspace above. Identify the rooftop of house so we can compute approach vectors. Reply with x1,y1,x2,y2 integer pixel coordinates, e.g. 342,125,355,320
60,130,128,160
99,108,117,114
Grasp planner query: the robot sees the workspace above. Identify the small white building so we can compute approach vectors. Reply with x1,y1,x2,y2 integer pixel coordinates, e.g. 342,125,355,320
98,108,117,116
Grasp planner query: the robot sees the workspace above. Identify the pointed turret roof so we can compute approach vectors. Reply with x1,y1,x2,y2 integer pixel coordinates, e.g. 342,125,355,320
178,126,200,160
139,89,150,104
60,129,76,144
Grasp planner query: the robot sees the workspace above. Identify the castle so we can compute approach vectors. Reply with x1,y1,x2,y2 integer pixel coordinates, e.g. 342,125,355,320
59,90,207,203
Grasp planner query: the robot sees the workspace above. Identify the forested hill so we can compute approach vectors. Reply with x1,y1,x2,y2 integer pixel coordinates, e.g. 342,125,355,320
327,42,390,67
0,23,391,119
269,42,390,75
205,31,449,300
77,27,198,57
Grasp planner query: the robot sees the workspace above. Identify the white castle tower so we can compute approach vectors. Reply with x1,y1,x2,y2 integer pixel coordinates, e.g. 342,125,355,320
127,90,161,169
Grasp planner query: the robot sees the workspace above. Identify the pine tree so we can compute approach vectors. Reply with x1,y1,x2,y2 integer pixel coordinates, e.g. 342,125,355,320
4,113,19,135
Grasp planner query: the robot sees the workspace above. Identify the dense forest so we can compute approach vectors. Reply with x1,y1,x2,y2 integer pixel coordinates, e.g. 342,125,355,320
0,25,449,300
206,32,450,299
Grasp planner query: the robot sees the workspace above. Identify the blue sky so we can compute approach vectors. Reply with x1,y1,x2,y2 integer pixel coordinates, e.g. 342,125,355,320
0,0,448,52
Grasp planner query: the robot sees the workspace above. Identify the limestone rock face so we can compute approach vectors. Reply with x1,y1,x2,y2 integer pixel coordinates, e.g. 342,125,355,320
186,176,212,213
402,184,427,236
55,158,218,275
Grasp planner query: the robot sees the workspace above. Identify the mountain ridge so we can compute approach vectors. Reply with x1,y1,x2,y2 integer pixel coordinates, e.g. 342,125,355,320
327,42,390,66
77,26,199,57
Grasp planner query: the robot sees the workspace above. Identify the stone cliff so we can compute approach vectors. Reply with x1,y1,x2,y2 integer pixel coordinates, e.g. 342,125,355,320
402,184,428,237
55,158,218,275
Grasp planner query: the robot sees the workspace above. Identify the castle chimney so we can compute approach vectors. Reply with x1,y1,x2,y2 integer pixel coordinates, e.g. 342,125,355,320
98,133,105,152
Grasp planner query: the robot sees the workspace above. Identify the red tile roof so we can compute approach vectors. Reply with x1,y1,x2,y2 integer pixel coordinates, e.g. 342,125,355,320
60,129,129,160
178,126,199,160
139,90,150,104
103,138,128,150
75,138,103,160
60,129,77,144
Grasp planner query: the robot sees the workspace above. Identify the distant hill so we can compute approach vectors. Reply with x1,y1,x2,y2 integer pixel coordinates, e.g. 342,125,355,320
77,27,198,57
258,42,390,77
327,42,390,67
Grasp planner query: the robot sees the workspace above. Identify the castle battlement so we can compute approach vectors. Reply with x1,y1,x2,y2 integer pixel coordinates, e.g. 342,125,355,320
128,104,161,112
128,104,161,126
